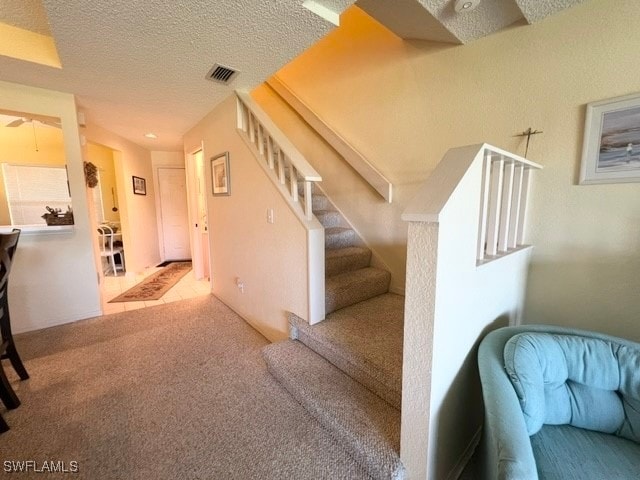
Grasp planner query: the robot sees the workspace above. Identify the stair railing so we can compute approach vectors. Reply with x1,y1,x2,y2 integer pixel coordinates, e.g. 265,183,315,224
235,90,325,325
402,144,542,264
475,146,541,264
236,90,320,221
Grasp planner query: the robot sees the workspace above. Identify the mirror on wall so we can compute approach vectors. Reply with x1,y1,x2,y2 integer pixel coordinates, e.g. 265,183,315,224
0,109,72,227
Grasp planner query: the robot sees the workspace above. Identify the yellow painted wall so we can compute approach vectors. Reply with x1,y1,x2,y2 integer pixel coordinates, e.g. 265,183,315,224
86,142,120,224
272,0,640,341
0,122,66,224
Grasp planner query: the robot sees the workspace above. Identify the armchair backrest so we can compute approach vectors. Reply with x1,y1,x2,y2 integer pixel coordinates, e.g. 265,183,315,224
479,324,640,480
504,331,640,444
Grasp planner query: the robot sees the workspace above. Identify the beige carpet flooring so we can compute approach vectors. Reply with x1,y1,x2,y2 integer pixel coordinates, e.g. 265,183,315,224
0,296,369,479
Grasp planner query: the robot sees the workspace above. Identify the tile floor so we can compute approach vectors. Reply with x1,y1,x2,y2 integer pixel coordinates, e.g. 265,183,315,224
100,266,211,315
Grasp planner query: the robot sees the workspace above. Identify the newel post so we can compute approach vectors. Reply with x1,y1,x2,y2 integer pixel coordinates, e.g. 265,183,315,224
400,220,439,479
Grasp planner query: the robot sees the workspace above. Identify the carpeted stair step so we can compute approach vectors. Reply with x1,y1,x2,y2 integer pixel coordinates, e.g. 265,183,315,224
326,246,372,277
263,340,405,480
312,193,330,211
325,267,391,314
325,227,356,250
290,293,404,409
315,210,342,228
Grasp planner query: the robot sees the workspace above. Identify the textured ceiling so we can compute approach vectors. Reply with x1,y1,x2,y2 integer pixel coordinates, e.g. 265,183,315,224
0,0,589,151
356,0,589,43
0,0,51,35
514,0,585,23
0,0,334,150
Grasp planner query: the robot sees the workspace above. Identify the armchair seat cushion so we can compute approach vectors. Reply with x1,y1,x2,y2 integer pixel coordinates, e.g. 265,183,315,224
531,425,640,480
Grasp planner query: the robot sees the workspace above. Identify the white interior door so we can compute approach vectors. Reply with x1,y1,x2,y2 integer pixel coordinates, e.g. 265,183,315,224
158,167,191,260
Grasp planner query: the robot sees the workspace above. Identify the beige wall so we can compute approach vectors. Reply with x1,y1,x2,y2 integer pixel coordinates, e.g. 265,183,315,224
84,122,160,274
272,1,640,341
184,96,310,341
0,80,101,332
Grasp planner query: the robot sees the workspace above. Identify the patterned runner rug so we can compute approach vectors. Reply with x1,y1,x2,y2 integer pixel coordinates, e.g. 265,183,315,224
109,261,192,302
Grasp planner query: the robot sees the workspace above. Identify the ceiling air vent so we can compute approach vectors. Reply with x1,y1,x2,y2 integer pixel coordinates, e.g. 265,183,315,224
206,64,239,85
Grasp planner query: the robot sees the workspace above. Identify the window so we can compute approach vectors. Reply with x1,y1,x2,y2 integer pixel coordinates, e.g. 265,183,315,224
2,163,71,225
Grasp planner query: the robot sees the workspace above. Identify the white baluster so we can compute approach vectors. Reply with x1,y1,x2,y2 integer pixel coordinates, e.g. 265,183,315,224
267,136,274,170
485,156,504,257
516,167,531,245
304,181,313,220
236,98,246,131
257,124,264,156
278,150,286,184
248,113,255,143
477,151,492,261
289,163,299,202
498,160,515,252
508,164,524,249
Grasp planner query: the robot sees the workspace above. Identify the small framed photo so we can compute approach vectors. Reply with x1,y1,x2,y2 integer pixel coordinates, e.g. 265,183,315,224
580,93,640,184
211,152,230,196
132,176,147,195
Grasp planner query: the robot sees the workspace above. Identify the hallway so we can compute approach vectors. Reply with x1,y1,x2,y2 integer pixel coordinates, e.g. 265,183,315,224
101,268,210,315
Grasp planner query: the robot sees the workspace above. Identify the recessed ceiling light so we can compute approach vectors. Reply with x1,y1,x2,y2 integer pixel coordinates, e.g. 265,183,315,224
144,133,157,139
454,0,480,13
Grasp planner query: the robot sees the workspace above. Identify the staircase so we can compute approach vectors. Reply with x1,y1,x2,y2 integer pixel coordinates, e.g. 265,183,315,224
263,186,405,479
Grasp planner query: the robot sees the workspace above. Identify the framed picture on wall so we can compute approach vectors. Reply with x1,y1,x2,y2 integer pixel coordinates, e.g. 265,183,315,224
211,152,230,196
580,92,640,184
132,176,147,195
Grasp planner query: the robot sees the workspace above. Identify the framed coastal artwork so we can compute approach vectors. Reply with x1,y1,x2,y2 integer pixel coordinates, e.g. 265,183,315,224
211,152,230,196
580,93,640,184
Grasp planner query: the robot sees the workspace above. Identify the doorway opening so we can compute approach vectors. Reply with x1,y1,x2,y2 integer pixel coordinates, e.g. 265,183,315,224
86,142,125,278
186,149,211,281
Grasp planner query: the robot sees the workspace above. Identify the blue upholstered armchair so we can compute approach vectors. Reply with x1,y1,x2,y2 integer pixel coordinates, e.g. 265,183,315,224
478,325,640,480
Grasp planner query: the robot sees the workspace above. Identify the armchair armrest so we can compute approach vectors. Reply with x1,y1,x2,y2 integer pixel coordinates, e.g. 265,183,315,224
478,328,538,480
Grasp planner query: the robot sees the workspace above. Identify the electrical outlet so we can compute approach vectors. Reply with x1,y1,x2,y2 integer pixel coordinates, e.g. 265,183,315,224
235,277,245,293
267,208,274,224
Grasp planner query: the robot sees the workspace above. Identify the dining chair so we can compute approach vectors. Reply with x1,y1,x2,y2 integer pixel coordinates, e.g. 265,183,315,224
97,224,125,276
0,229,28,432
0,412,8,433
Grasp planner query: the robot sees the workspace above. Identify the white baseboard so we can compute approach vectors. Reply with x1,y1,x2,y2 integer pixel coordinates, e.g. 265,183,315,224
14,308,103,335
389,285,405,296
